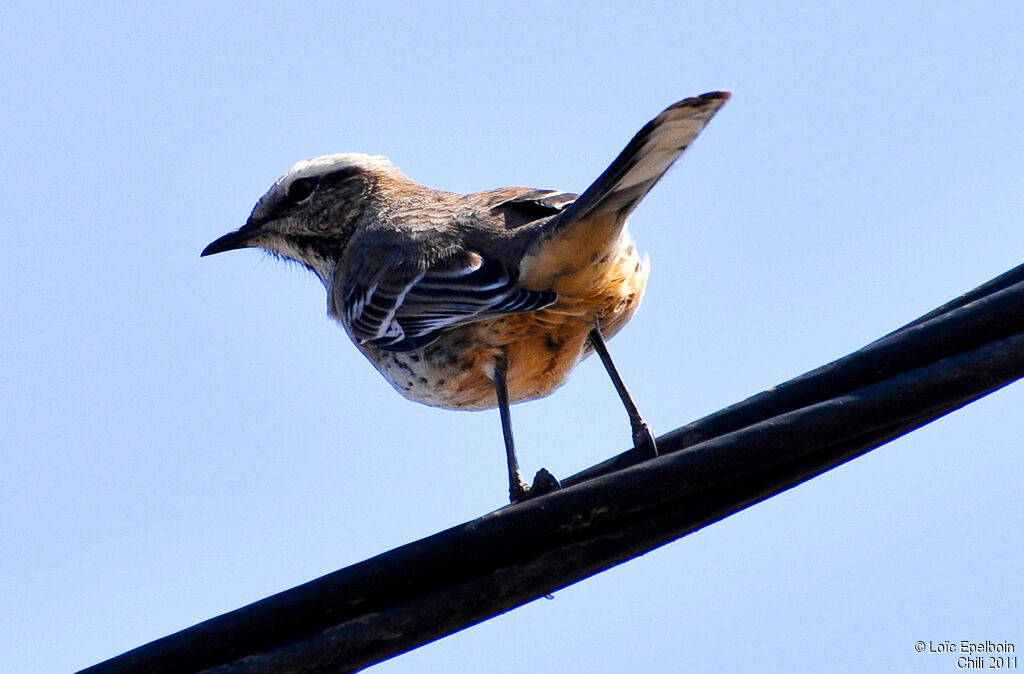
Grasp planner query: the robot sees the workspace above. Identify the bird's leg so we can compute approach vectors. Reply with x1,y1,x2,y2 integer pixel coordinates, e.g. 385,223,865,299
588,326,659,458
494,352,530,502
494,351,560,503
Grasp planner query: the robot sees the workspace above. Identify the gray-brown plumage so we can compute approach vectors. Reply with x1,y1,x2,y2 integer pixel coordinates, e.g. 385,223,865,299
203,91,730,501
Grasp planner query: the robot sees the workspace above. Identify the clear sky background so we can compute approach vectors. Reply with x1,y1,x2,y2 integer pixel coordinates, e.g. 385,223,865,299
2,3,1022,672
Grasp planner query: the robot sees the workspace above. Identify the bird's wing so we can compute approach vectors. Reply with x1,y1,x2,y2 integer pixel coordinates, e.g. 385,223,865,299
464,187,579,230
546,91,730,230
339,241,556,352
488,188,578,217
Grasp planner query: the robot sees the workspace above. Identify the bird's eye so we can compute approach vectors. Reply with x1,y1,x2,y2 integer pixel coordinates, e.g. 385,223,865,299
287,177,318,202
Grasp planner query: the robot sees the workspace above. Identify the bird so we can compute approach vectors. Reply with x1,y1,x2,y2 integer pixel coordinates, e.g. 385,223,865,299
202,91,730,502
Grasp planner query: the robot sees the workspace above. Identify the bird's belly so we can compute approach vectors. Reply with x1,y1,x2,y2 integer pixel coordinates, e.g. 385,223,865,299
359,315,586,410
360,236,648,411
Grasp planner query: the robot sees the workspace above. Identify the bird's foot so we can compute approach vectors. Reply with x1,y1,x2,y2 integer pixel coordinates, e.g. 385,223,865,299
632,420,659,459
509,468,562,503
509,471,531,503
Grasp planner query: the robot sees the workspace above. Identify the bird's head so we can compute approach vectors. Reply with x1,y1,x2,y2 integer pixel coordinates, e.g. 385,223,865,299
201,153,397,283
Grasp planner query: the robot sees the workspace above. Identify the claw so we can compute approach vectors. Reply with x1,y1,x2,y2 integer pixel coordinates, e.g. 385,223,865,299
633,421,659,459
509,472,531,503
509,468,561,503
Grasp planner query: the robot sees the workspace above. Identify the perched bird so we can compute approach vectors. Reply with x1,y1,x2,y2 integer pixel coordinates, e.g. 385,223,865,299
203,91,730,502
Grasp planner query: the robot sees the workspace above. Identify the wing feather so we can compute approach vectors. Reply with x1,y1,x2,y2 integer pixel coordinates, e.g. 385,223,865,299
341,247,555,352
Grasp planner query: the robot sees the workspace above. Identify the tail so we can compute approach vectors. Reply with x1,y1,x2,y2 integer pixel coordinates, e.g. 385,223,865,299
520,91,729,290
554,91,730,227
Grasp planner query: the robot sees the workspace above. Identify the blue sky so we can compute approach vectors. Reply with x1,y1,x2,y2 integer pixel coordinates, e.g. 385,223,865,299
2,2,1022,672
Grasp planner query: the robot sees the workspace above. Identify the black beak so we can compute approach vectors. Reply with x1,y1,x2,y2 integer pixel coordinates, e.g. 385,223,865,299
201,221,264,257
